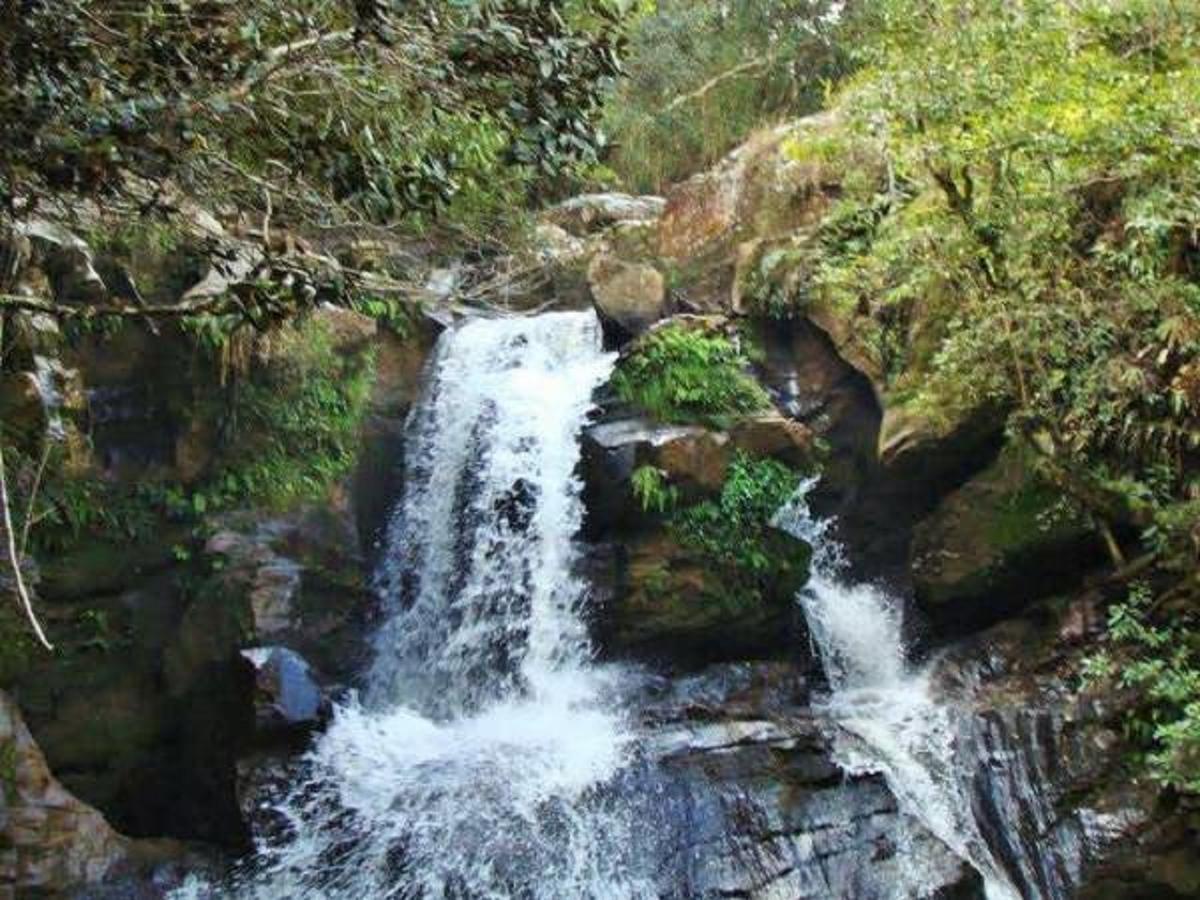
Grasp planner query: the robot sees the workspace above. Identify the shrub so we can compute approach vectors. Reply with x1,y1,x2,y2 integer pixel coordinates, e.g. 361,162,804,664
631,465,679,514
670,452,808,606
611,324,770,425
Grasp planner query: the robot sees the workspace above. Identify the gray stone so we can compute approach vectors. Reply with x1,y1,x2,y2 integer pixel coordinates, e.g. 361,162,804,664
543,193,666,237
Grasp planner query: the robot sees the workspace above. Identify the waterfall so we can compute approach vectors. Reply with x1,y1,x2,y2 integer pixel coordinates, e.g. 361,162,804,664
171,310,1039,900
194,311,666,899
777,491,1023,900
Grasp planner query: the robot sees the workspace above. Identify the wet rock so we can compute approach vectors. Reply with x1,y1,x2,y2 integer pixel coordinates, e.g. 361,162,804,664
241,647,328,737
934,617,1200,900
586,253,667,348
543,193,666,237
494,478,539,533
4,311,62,369
180,241,262,304
625,665,986,899
876,400,1006,512
0,691,129,893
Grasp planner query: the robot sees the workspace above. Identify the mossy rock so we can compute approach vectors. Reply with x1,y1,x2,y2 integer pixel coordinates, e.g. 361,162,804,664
595,530,811,669
911,444,1106,635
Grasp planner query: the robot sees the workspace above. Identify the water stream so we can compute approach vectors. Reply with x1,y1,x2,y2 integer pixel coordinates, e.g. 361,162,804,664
777,497,1022,900
178,310,1030,899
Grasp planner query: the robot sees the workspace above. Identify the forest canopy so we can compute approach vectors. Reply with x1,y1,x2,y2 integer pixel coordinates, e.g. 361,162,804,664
0,0,626,232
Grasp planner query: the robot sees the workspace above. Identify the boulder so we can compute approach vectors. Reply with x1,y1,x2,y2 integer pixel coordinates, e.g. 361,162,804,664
586,254,667,348
911,446,1105,635
656,112,874,312
0,691,129,893
17,220,108,305
542,193,666,237
241,647,328,738
592,530,811,669
728,412,815,469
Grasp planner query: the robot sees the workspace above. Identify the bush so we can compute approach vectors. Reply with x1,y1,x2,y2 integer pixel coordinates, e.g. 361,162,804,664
670,452,807,605
611,323,770,425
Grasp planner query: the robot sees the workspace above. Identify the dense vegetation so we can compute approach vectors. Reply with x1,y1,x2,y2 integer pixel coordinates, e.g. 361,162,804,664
1,0,1197,800
611,323,769,425
827,0,1199,790
0,0,625,239
601,0,849,192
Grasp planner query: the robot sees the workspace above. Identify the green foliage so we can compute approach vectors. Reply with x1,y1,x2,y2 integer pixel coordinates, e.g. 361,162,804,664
611,324,770,425
24,318,375,560
1085,582,1200,794
351,296,421,339
828,0,1200,789
669,452,806,605
602,0,851,192
210,320,375,511
631,465,678,513
0,0,625,237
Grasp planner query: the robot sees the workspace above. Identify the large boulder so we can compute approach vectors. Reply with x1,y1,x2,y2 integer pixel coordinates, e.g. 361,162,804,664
591,529,811,668
657,112,878,312
911,446,1105,635
0,691,129,892
586,254,668,348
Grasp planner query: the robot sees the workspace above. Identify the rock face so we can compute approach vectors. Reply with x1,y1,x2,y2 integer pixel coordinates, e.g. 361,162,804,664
912,447,1104,634
0,691,128,893
934,616,1200,899
0,280,432,866
625,664,985,899
590,529,811,668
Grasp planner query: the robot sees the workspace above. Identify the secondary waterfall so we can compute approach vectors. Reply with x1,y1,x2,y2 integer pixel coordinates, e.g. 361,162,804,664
777,496,1023,900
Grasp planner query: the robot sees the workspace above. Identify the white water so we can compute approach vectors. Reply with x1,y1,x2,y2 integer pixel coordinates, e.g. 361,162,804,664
170,310,1027,899
777,492,1022,900
185,311,664,899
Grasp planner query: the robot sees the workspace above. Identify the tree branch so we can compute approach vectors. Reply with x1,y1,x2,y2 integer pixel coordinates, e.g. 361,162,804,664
0,317,53,650
664,56,773,113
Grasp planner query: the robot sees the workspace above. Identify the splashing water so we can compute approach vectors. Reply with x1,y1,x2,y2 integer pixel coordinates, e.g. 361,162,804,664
180,311,664,899
776,491,1022,900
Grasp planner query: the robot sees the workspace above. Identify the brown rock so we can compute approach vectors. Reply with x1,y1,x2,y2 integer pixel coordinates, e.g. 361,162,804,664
729,413,815,469
586,254,667,347
0,692,129,893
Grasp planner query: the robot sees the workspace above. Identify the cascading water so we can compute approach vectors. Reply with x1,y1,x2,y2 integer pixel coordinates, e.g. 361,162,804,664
777,493,1023,900
187,311,666,899
174,308,1036,900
